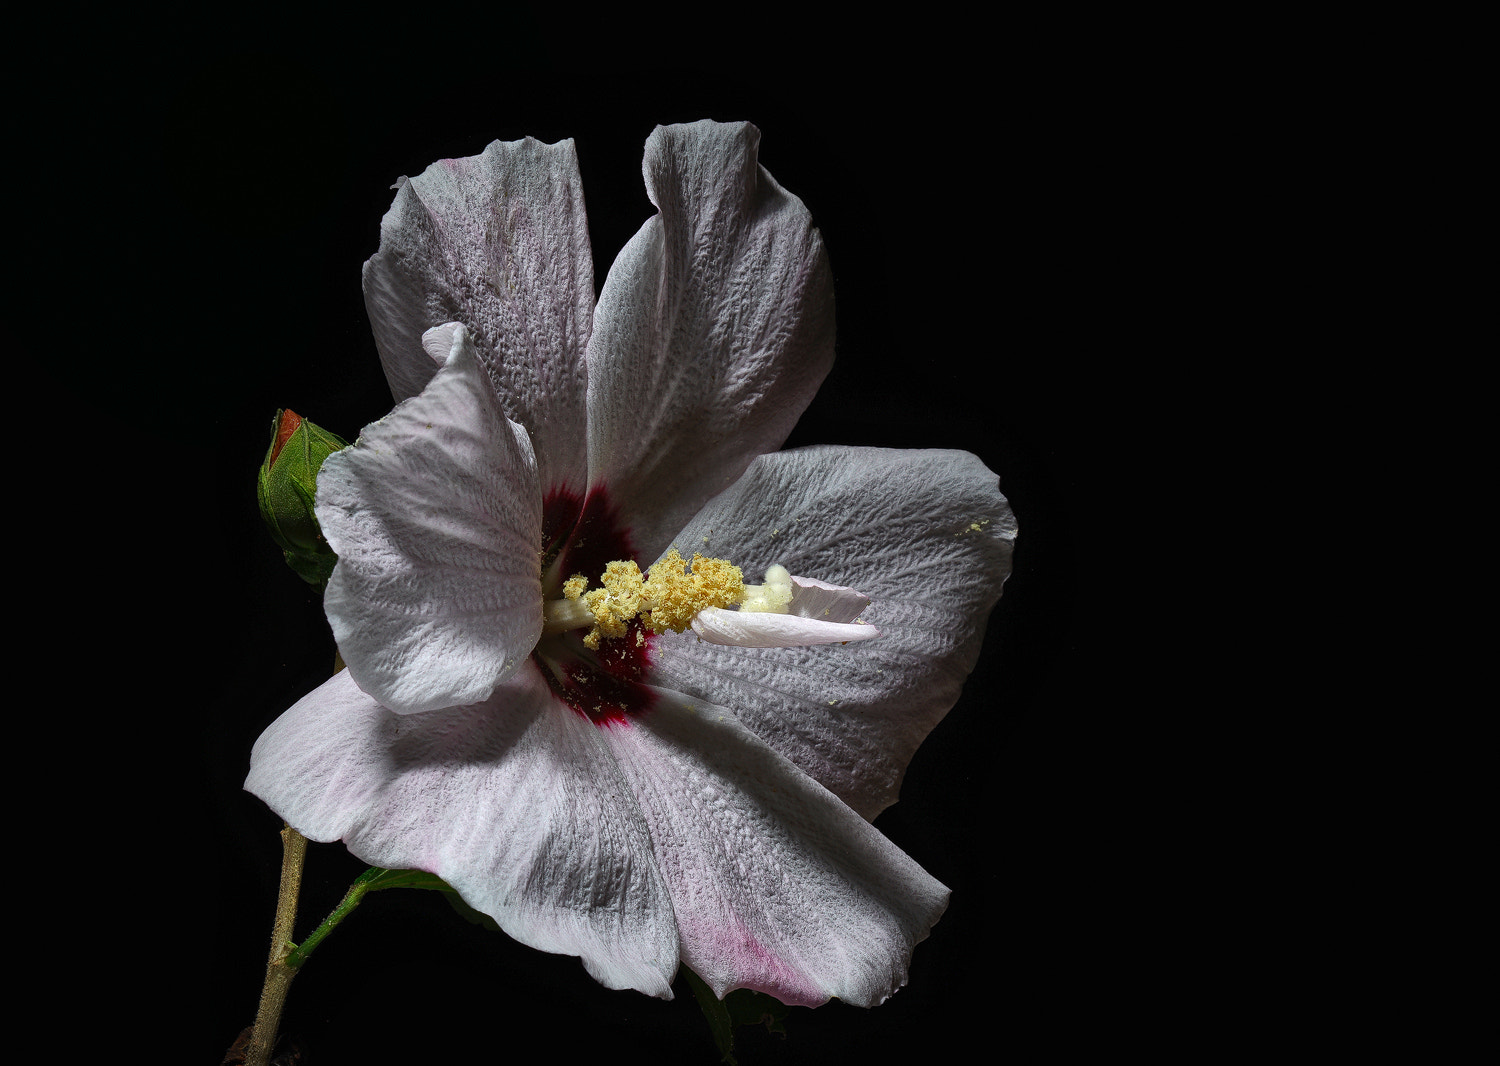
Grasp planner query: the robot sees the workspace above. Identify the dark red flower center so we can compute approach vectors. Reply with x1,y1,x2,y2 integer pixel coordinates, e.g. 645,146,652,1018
534,486,656,728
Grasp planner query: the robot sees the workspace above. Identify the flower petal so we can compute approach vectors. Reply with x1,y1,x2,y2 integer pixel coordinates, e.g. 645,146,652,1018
602,687,949,1007
317,325,543,714
585,121,835,562
690,608,880,648
245,667,681,997
650,445,1016,821
362,136,593,496
786,576,871,622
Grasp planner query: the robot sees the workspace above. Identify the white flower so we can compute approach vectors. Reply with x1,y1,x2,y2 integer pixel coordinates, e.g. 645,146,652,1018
246,120,1015,1008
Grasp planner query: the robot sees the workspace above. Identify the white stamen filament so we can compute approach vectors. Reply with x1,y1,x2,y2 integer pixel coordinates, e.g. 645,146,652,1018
542,596,596,635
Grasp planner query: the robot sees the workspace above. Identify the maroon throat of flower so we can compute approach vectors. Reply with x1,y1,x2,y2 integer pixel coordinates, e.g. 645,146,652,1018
532,486,654,729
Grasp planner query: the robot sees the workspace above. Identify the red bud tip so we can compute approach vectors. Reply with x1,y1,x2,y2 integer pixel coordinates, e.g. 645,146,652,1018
269,409,304,466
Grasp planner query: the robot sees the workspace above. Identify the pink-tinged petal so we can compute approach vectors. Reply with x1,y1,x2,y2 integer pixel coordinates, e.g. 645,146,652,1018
585,121,835,562
245,668,681,998
362,137,592,496
690,608,880,648
601,687,949,1007
651,445,1016,821
317,326,543,714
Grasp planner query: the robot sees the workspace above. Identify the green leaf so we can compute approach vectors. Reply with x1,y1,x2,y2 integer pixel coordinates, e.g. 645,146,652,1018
359,868,502,932
360,868,454,893
439,889,504,933
682,966,737,1065
681,967,790,1064
725,987,788,1039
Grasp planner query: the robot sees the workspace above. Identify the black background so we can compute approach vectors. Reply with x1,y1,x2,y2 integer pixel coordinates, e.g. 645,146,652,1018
63,19,1131,1065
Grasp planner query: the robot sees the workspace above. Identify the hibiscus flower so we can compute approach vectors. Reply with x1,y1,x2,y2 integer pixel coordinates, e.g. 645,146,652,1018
246,119,1016,1009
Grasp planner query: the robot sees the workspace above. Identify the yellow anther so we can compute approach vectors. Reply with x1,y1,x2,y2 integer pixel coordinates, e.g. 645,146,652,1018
571,548,748,648
642,549,745,634
556,551,827,649
581,560,646,649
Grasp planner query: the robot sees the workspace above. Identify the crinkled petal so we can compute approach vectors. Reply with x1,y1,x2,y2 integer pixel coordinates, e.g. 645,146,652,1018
244,668,680,997
602,687,949,1007
650,445,1016,821
691,608,880,648
317,325,543,714
362,137,592,496
585,120,835,562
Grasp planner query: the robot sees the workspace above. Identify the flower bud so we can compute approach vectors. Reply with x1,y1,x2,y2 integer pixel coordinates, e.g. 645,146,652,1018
257,409,349,588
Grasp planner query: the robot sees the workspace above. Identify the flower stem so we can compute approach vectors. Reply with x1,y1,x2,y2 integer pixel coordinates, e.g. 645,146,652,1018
244,824,307,1066
242,653,344,1066
242,866,386,1065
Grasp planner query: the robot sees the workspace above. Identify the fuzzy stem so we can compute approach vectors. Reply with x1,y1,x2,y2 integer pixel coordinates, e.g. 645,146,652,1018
241,653,342,1066
244,824,307,1066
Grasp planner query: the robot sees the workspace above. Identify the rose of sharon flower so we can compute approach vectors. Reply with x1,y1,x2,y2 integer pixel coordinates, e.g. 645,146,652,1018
246,120,1016,1008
